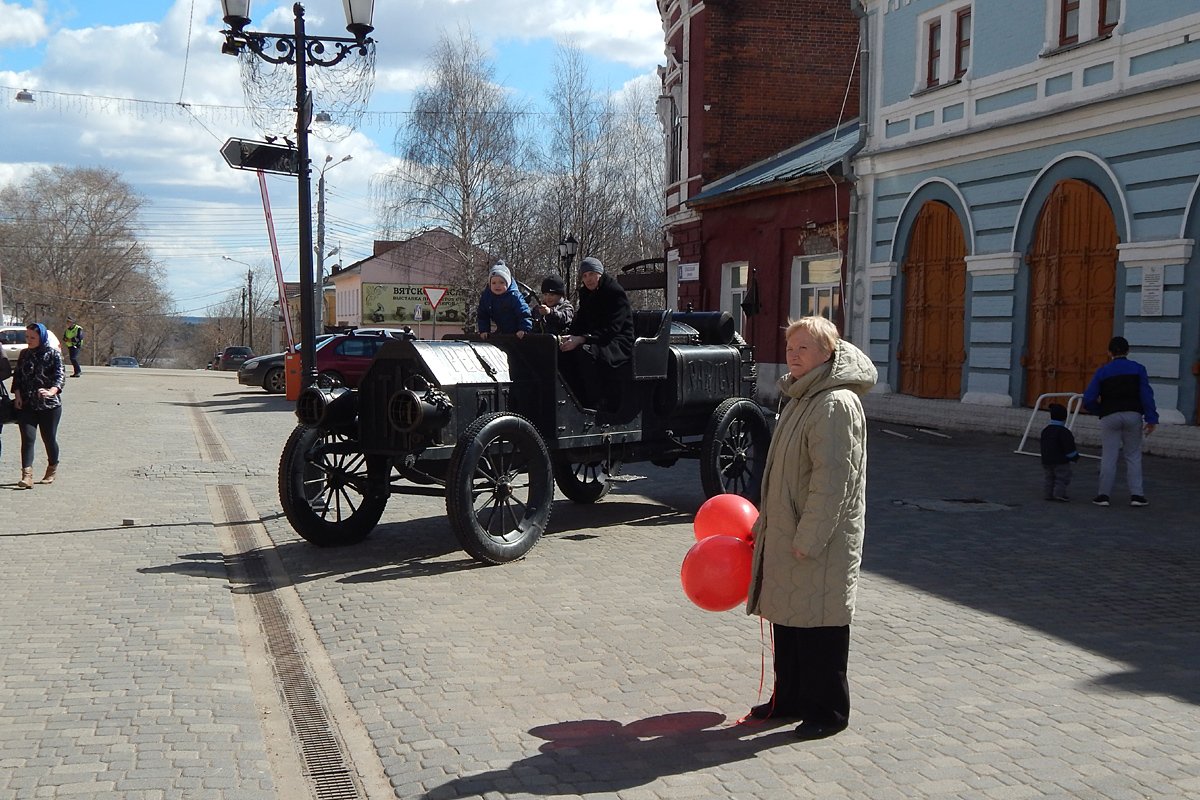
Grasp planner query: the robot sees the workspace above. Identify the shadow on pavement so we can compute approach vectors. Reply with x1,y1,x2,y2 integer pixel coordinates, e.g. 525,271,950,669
865,425,1200,706
167,393,293,414
420,712,799,799
549,500,692,531
3,521,215,538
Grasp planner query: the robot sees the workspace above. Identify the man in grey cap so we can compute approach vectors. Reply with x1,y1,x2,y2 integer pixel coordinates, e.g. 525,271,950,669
559,256,633,409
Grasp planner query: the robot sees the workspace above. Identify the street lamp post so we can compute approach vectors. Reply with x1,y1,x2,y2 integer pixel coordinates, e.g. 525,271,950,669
558,234,578,297
219,0,375,389
222,255,256,349
316,154,352,335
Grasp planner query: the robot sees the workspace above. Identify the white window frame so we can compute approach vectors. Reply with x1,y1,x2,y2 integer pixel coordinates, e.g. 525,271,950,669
916,2,973,91
720,261,750,336
789,254,843,323
1043,0,1120,52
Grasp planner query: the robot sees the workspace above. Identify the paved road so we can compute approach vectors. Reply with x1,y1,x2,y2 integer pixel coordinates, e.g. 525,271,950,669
1,368,1197,799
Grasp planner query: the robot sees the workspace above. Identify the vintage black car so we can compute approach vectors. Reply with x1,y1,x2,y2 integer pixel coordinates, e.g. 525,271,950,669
278,310,770,565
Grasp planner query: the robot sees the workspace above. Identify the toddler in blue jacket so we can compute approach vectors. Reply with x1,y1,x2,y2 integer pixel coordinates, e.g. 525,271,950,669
1039,403,1079,501
477,260,532,338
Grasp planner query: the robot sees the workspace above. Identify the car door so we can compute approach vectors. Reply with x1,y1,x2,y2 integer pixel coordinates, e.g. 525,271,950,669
333,336,385,387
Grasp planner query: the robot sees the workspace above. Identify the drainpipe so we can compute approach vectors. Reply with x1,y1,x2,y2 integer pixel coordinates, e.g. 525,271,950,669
844,0,870,346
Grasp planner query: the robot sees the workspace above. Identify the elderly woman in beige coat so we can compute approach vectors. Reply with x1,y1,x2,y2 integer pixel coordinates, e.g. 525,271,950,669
745,316,876,740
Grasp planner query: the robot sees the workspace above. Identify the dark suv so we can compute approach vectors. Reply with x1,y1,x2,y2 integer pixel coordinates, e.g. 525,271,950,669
217,346,255,371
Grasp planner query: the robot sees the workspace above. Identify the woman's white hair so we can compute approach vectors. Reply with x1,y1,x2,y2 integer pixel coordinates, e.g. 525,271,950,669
784,316,839,354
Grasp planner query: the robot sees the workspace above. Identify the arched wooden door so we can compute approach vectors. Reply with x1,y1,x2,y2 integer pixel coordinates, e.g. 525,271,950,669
898,201,967,399
1024,179,1117,406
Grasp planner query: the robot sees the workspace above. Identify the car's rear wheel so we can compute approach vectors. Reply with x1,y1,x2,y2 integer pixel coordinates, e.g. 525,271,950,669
263,367,286,394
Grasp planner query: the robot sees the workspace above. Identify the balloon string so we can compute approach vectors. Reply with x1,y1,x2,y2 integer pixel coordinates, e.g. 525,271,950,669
736,618,774,726
759,617,769,699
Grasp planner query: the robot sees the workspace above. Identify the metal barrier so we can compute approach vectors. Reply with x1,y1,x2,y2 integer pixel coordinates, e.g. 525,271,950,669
1014,392,1099,459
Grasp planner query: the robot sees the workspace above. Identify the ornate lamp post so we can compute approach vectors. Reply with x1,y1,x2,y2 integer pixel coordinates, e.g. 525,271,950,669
558,234,578,296
219,1,375,388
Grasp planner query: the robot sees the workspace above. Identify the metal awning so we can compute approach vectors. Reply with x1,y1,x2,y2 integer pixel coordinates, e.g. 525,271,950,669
688,120,861,206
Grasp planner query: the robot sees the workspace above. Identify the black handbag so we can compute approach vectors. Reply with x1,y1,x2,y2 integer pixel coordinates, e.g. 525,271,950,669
0,386,13,425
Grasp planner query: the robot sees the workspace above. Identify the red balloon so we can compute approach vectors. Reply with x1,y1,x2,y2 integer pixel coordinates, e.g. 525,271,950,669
694,493,759,543
680,535,753,612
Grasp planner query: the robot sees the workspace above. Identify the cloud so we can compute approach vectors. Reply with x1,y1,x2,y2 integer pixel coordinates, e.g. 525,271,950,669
0,2,49,47
370,0,663,71
0,0,665,306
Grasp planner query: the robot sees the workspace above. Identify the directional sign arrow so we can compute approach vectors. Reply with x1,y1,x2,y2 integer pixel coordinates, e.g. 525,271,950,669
220,138,300,176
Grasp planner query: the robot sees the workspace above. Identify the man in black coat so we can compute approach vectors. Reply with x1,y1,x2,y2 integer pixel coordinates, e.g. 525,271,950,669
558,257,634,409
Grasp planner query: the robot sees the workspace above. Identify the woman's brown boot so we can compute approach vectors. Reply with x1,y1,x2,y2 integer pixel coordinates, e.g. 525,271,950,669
38,464,57,485
18,468,34,489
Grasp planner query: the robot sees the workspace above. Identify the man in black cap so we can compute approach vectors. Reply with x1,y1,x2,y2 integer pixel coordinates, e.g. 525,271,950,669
559,257,633,409
532,274,575,335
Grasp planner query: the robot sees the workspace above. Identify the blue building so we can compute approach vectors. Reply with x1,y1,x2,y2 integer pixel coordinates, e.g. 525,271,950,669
852,0,1199,424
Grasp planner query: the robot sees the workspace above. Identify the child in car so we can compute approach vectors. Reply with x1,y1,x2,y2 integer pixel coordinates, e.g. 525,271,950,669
531,274,575,335
476,260,532,339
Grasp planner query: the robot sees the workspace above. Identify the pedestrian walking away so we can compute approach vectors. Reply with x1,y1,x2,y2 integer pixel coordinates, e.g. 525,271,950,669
1039,403,1079,501
63,316,84,377
1082,336,1157,507
743,315,877,741
10,322,65,489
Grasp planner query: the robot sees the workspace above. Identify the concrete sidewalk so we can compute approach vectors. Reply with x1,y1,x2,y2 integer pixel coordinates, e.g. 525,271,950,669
1,367,1198,799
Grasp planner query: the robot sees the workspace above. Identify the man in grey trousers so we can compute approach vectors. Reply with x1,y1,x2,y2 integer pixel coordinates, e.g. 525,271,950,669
1082,336,1158,507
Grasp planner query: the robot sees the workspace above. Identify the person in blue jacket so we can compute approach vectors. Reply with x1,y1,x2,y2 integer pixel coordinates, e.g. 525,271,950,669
476,260,532,338
1082,336,1157,507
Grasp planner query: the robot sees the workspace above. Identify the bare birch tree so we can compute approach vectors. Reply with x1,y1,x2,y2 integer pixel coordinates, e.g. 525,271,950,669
376,28,531,320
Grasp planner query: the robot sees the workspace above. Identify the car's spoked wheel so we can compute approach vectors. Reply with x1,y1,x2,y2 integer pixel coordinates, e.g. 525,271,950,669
447,413,552,564
700,398,770,504
553,460,614,503
279,424,387,546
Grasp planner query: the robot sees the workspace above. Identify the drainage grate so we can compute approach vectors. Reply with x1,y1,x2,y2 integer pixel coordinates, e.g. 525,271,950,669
189,397,233,462
217,485,362,800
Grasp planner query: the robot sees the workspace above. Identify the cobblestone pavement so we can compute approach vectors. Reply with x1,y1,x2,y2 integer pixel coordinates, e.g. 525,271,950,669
2,368,1198,799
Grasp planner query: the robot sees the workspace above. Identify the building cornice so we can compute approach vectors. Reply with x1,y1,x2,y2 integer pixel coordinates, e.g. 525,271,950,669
1117,239,1195,268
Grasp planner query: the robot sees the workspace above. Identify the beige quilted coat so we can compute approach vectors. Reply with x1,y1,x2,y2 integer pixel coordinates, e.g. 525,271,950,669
746,339,877,628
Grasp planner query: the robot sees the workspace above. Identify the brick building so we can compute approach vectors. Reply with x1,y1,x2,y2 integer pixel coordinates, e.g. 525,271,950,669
657,0,862,383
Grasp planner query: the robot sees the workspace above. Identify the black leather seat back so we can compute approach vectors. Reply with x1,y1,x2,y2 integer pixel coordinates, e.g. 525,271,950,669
630,310,671,380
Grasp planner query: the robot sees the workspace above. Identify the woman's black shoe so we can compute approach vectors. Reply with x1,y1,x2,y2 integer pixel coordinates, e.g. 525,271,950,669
793,720,847,740
749,701,804,720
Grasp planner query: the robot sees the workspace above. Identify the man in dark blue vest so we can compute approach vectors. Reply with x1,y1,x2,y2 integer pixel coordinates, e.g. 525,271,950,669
1082,336,1158,507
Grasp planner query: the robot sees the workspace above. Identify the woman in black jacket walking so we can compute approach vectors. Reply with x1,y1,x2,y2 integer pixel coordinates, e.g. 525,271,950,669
11,323,65,489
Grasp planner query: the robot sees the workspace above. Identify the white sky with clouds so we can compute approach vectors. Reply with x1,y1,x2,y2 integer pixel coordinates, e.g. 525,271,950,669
0,0,664,315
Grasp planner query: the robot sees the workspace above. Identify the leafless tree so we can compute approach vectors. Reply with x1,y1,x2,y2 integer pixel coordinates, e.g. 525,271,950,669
538,44,627,295
535,47,667,305
0,166,177,363
376,28,532,318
